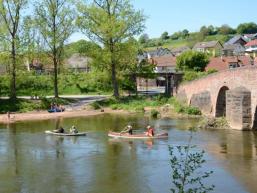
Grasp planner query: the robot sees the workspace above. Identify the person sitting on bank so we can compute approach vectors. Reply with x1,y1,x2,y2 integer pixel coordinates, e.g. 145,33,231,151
53,126,65,133
120,125,133,135
146,125,154,137
70,125,78,134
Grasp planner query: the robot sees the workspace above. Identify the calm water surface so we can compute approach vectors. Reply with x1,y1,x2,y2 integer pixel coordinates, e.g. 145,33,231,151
0,114,257,193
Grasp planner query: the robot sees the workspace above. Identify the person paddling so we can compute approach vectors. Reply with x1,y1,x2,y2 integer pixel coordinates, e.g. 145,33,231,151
146,125,154,137
70,125,78,134
53,126,65,133
120,125,133,135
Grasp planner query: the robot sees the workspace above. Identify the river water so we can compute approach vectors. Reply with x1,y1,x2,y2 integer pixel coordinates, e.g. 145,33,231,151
0,113,256,193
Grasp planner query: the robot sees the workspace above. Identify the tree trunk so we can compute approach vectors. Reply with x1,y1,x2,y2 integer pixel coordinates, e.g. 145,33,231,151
109,38,119,98
111,61,119,98
10,39,16,100
53,55,58,98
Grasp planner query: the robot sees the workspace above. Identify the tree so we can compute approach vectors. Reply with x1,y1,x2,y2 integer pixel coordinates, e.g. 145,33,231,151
218,24,235,35
199,25,211,36
169,129,215,193
138,33,149,44
77,0,145,98
176,50,209,72
35,0,76,98
237,22,257,34
0,0,27,100
182,29,189,38
161,31,169,40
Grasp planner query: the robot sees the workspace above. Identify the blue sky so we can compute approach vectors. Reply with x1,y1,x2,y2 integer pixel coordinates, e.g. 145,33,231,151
69,0,257,42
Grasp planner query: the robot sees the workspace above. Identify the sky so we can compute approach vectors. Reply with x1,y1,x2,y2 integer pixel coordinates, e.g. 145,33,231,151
69,0,257,42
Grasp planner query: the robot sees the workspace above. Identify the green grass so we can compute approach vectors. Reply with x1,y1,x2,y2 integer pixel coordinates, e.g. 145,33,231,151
168,98,201,115
91,95,202,116
91,95,169,112
144,34,231,51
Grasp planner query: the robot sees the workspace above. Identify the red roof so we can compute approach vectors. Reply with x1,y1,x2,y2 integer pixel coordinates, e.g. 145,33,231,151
245,40,257,47
206,56,253,71
151,55,177,67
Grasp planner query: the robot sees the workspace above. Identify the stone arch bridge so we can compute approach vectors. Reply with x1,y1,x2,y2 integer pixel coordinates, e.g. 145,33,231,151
176,66,257,130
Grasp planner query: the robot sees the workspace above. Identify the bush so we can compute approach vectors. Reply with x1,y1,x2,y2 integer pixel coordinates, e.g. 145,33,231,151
185,106,202,115
151,109,159,118
169,97,202,115
90,101,101,110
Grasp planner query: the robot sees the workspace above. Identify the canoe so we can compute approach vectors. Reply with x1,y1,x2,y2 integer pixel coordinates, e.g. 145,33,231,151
108,131,168,139
45,130,87,136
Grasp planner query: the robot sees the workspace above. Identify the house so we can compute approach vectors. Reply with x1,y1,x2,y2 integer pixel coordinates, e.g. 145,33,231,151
245,40,257,57
146,47,173,58
64,53,91,72
151,55,177,73
243,33,257,41
171,46,191,56
193,41,223,57
206,56,254,71
222,44,245,56
225,35,247,46
137,55,183,95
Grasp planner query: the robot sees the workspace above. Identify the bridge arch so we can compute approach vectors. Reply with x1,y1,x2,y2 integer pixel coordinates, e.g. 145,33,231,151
253,106,257,129
215,86,229,117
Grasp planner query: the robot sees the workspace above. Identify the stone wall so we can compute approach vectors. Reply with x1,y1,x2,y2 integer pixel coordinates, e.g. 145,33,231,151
190,91,212,114
176,66,257,130
226,87,251,130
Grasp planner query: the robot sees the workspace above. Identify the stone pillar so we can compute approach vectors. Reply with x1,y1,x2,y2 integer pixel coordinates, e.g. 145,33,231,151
165,75,171,97
226,87,251,130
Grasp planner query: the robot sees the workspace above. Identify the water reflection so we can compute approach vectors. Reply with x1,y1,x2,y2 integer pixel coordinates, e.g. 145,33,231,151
0,114,256,193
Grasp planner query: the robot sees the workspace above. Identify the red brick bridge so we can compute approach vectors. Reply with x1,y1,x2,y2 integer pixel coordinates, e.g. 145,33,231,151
176,66,257,130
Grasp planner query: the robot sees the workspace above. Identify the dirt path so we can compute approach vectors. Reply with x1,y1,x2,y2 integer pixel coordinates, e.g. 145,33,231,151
0,108,128,124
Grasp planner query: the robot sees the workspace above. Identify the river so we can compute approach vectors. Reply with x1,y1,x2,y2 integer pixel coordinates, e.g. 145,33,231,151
0,113,256,193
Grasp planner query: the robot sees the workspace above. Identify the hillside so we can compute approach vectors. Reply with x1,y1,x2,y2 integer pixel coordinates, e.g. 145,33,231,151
144,34,232,51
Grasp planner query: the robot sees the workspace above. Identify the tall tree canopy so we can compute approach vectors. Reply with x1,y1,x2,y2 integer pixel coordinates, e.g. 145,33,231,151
0,0,27,100
77,0,146,98
237,22,257,34
176,50,209,72
35,0,76,98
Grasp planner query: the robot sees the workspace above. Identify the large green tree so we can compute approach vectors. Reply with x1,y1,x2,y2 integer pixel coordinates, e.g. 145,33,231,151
237,22,257,34
0,0,27,100
77,0,145,98
35,0,75,98
176,50,209,72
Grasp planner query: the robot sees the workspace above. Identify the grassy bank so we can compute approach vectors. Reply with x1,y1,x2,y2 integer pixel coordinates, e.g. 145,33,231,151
91,96,201,115
0,98,76,113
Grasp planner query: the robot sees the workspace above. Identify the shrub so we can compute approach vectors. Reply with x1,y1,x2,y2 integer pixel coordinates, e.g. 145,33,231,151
151,109,159,118
91,101,101,110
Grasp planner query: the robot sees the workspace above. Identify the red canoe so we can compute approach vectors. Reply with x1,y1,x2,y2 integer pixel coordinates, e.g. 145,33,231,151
108,131,168,139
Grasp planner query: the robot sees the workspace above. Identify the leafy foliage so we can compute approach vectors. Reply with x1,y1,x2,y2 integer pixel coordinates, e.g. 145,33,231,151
176,51,209,72
77,0,146,97
35,0,76,97
168,98,201,115
182,69,217,82
237,22,257,34
169,131,214,193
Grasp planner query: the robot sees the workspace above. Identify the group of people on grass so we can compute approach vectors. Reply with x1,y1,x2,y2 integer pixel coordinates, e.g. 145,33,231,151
53,125,78,134
120,125,155,137
50,103,65,112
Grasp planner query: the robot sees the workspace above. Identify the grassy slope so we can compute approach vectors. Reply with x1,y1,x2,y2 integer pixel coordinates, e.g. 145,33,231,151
145,34,231,51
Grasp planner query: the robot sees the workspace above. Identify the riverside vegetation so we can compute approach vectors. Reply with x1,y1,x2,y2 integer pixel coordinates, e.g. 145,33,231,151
90,96,202,117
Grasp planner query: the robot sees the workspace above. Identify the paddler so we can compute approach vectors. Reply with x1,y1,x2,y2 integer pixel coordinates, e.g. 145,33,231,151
120,125,133,135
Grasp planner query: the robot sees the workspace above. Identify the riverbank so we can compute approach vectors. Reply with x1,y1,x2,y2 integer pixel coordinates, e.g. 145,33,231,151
0,108,129,124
